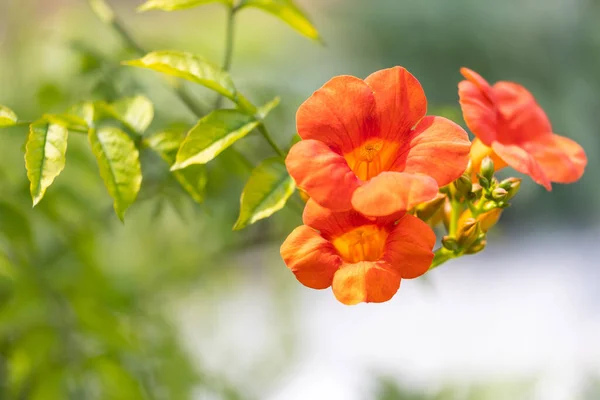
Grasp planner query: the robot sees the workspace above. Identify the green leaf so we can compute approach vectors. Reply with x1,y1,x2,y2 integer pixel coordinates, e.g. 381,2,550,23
67,102,95,126
138,0,231,11
233,157,295,230
239,0,320,41
256,96,280,119
145,131,207,203
43,113,88,131
0,105,18,127
102,96,154,134
124,51,236,100
25,122,69,206
172,110,259,170
89,127,142,221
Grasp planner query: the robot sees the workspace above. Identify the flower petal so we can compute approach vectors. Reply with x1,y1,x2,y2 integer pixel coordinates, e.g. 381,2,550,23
351,171,439,217
524,134,587,183
460,67,495,97
303,199,405,239
383,214,435,279
491,141,551,190
469,138,508,177
332,261,401,305
296,75,378,153
286,139,361,211
458,79,497,145
364,66,427,140
400,116,471,187
493,81,552,143
280,225,342,290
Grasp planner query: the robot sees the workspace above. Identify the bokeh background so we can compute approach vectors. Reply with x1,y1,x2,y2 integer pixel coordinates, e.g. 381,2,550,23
1,0,599,399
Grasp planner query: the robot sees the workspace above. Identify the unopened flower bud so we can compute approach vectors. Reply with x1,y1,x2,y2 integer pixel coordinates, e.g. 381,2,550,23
457,218,481,248
506,179,521,200
453,174,472,197
465,239,487,255
442,236,459,252
477,174,491,190
480,156,495,181
492,187,508,201
459,208,502,233
415,193,446,222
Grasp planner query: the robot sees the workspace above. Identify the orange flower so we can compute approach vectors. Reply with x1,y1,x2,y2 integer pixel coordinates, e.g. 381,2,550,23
280,199,435,305
286,67,471,217
458,67,587,190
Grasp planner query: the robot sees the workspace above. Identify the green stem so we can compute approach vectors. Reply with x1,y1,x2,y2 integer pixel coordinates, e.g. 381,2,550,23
449,198,461,237
258,124,285,158
215,5,237,109
428,248,455,270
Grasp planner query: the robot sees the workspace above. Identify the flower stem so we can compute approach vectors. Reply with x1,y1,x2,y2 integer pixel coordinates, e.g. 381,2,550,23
449,198,461,237
429,248,455,270
215,5,237,109
258,124,285,158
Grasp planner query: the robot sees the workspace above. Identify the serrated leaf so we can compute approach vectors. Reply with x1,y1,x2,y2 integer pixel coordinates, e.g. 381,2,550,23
138,0,231,12
43,113,88,131
0,105,18,127
124,51,236,100
145,131,207,203
172,110,259,170
106,96,154,134
239,0,320,41
234,157,295,230
68,102,95,127
89,127,142,221
25,122,69,206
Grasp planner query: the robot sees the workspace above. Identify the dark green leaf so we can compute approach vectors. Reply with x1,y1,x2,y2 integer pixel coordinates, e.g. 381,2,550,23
145,131,207,203
233,157,295,230
25,122,69,206
138,0,231,11
124,51,236,100
89,127,142,221
0,105,18,127
239,0,321,41
172,110,259,170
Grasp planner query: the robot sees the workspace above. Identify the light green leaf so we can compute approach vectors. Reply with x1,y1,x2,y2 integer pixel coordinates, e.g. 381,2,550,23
67,102,95,126
256,96,280,119
104,96,154,134
124,51,236,100
172,110,259,170
239,0,320,41
145,131,207,203
0,105,18,127
138,0,231,12
25,122,69,206
89,127,142,221
233,157,295,230
43,113,88,131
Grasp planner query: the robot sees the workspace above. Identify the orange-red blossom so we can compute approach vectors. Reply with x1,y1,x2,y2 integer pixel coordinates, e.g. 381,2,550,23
286,67,471,217
280,200,435,305
459,68,587,190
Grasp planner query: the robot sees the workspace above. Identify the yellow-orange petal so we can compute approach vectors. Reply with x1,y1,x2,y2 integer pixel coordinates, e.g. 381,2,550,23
286,139,361,212
332,261,401,305
458,80,497,145
401,116,471,187
364,66,427,141
280,225,342,290
491,141,551,191
458,208,502,233
524,134,587,184
382,214,435,279
351,172,438,217
469,138,509,178
296,75,379,153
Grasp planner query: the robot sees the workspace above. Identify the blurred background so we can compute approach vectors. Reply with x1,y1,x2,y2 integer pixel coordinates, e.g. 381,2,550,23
1,0,599,398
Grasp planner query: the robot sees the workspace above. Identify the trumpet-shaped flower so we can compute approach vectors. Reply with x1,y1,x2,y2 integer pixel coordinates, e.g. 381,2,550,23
458,68,587,190
280,200,435,305
286,67,471,217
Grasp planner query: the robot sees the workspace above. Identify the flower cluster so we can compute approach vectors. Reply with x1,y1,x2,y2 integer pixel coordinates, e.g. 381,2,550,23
281,67,587,305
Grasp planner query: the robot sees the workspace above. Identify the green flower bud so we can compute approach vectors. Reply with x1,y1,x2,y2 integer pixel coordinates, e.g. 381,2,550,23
457,218,481,248
453,174,472,197
442,236,459,252
477,174,491,190
492,187,508,201
480,156,495,181
415,193,446,222
465,239,487,255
